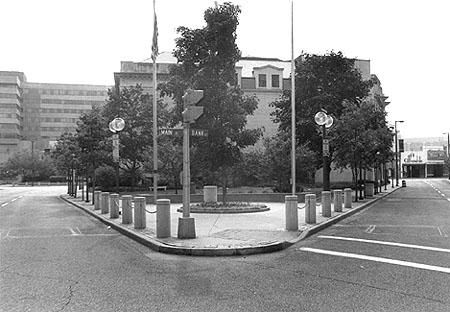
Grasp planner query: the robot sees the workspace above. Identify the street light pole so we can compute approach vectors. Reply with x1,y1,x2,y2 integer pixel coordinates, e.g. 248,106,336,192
315,111,334,191
394,120,404,186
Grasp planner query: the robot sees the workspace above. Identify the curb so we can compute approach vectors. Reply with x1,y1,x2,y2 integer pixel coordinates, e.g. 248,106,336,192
60,188,400,257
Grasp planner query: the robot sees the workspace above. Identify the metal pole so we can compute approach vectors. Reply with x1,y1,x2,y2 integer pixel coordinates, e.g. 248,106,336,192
322,125,330,191
182,121,190,218
152,0,158,203
395,122,399,186
290,0,296,195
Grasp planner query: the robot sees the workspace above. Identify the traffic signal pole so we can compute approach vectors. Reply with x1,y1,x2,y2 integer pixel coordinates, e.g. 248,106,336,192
177,89,204,239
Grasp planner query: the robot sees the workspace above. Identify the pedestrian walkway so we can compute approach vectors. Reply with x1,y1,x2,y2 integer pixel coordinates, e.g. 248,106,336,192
61,187,400,256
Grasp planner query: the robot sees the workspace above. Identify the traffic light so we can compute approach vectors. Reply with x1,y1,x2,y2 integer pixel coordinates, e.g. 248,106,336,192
182,89,204,123
399,139,404,153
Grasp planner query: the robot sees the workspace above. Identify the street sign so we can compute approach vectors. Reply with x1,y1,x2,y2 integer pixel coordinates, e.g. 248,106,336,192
323,139,329,156
112,134,119,162
158,128,208,137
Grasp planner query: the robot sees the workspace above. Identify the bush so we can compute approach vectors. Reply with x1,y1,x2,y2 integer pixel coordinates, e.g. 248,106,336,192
49,175,67,182
95,165,116,189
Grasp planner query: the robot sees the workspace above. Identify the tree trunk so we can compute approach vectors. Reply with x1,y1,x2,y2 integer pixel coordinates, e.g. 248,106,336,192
222,168,228,205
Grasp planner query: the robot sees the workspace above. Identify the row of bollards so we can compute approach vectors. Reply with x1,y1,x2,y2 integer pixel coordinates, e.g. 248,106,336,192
285,188,353,231
92,191,171,238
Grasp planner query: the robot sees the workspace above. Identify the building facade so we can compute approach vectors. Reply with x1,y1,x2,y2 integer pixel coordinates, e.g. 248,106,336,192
0,71,109,162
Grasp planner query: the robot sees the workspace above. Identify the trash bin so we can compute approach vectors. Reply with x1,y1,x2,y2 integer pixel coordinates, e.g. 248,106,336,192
365,182,374,198
402,180,406,187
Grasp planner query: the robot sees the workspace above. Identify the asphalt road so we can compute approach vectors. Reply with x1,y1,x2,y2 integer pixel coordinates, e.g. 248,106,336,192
1,180,449,312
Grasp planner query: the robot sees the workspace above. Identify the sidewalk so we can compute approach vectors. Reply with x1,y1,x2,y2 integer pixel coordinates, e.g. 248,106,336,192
61,187,400,256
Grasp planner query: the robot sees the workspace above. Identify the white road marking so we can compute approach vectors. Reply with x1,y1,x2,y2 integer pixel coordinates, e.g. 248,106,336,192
1,203,8,207
11,198,17,202
318,235,450,253
365,225,376,233
299,247,450,274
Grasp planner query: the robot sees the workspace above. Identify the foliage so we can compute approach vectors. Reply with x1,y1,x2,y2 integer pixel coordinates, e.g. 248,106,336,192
160,2,261,203
333,100,394,186
263,132,316,192
2,150,56,182
102,85,170,189
52,132,81,174
95,165,116,189
271,51,372,172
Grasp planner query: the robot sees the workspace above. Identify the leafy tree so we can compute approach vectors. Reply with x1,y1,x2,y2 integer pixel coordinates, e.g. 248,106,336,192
53,132,80,175
3,150,55,182
271,51,371,188
102,85,170,190
263,132,316,192
160,2,262,203
333,100,393,198
75,105,110,190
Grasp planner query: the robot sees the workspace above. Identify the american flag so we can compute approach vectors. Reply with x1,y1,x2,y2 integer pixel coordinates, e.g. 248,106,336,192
151,2,158,62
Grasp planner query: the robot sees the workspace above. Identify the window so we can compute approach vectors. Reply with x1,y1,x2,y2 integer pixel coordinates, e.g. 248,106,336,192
272,75,280,88
258,74,267,88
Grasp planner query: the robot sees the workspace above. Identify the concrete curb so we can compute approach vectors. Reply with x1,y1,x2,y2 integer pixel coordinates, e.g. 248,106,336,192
60,188,400,257
284,187,402,247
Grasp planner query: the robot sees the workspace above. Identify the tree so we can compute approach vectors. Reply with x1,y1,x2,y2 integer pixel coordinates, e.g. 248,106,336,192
74,105,110,191
3,150,55,182
160,2,262,203
271,51,372,187
263,132,316,192
102,85,170,190
333,100,393,199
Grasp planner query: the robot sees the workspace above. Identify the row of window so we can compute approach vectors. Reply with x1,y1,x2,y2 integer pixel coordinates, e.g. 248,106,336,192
40,108,90,114
40,99,104,105
25,89,108,97
258,74,280,88
25,117,78,123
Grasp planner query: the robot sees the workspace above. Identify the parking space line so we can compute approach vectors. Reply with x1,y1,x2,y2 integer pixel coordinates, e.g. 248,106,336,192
299,247,450,274
318,235,450,253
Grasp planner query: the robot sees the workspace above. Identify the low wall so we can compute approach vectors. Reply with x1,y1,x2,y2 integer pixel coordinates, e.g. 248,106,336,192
136,191,323,204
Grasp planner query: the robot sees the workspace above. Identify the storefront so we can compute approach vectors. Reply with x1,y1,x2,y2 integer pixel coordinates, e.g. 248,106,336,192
401,148,446,178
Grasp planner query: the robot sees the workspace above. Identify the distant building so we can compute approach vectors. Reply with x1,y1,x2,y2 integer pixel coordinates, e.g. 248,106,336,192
0,71,109,162
400,137,449,178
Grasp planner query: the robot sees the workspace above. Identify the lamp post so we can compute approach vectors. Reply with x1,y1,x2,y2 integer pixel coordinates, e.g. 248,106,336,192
444,132,450,179
109,118,125,194
394,120,404,186
315,111,334,191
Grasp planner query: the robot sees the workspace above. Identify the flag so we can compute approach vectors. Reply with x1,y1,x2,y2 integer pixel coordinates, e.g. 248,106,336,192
151,7,158,62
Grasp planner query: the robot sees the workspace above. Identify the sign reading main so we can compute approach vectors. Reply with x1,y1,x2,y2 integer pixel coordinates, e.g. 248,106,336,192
158,128,208,137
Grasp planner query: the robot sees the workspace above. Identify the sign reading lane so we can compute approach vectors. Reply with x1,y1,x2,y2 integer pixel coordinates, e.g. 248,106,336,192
158,128,208,137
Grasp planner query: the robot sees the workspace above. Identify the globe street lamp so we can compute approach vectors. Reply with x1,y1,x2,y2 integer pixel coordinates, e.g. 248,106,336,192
444,132,450,179
315,111,334,191
109,118,125,194
394,120,404,186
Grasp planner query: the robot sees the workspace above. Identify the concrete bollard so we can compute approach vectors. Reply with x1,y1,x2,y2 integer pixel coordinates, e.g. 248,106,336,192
100,192,110,214
121,195,133,224
156,199,171,238
305,194,316,224
203,185,218,203
321,191,332,217
344,188,352,208
110,194,119,219
285,195,298,231
333,189,343,212
134,197,146,229
94,191,101,210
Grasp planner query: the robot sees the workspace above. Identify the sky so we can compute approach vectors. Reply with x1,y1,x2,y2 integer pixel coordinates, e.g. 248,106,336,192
1,0,449,140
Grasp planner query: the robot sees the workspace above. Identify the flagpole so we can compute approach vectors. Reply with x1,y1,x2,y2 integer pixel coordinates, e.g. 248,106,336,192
152,0,158,202
291,0,296,195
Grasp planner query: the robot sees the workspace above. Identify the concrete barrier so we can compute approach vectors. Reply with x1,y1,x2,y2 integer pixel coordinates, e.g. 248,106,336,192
203,186,218,203
344,188,352,208
305,194,316,224
321,191,331,217
101,192,110,214
134,197,146,229
122,195,133,224
156,199,171,238
94,191,101,210
110,194,119,219
333,189,343,212
285,195,298,231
